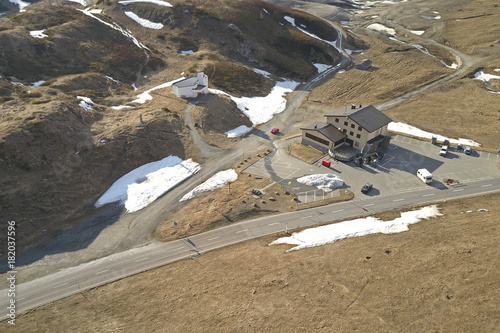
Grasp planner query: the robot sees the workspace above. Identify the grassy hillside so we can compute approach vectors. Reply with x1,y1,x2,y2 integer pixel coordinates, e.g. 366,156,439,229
0,0,346,255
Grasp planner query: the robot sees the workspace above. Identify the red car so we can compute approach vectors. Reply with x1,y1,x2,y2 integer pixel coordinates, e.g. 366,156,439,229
271,128,279,134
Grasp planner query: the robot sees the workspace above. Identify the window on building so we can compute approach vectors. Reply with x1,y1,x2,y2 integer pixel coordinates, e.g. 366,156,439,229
349,131,354,136
358,125,362,131
355,141,359,147
305,132,329,146
344,121,348,126
335,118,339,123
356,134,361,139
342,129,347,133
351,124,355,129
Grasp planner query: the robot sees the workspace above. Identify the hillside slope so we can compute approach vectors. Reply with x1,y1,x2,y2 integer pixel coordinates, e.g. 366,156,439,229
0,0,350,256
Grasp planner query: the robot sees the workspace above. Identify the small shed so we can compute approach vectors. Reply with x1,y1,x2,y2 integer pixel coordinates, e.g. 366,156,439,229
355,59,372,70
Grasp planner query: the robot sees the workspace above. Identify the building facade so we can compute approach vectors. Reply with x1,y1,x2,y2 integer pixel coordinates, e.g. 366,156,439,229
172,72,208,98
301,104,392,155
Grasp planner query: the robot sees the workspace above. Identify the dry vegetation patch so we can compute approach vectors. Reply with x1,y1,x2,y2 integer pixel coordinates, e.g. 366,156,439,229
155,169,297,242
9,193,500,332
384,75,500,149
304,30,451,109
287,141,324,163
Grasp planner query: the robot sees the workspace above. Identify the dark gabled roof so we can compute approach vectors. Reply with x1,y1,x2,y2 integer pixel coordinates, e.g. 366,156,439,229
172,76,199,88
355,59,372,70
348,105,392,133
193,84,206,91
301,122,346,142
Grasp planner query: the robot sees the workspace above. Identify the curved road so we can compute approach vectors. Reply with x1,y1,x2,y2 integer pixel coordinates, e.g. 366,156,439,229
2,177,499,318
3,3,498,319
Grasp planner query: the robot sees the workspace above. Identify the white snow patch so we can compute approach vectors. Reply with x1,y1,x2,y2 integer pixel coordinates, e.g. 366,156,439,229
388,122,480,147
9,0,30,11
253,68,272,78
111,105,134,110
210,79,299,126
180,169,238,202
125,11,163,29
119,0,173,6
30,30,48,38
412,44,458,69
77,96,94,110
225,125,253,138
420,15,441,20
409,30,425,35
180,50,194,55
270,205,442,251
297,174,344,192
474,70,500,82
284,16,341,51
106,76,120,83
367,23,395,35
31,80,45,87
132,77,185,104
79,8,148,49
95,156,200,212
68,0,90,5
314,63,332,73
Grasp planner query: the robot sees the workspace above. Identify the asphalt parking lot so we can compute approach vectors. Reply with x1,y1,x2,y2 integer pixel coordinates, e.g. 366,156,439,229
243,135,500,203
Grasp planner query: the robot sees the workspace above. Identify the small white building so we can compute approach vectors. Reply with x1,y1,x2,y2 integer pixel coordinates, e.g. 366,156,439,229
172,72,208,98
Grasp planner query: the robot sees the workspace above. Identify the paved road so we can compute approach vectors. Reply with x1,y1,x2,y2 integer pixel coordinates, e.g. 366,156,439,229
2,176,499,319
4,4,499,320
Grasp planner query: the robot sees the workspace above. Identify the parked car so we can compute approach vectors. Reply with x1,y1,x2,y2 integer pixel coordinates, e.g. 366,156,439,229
270,128,279,134
439,145,448,156
464,146,472,155
442,139,450,146
361,183,373,194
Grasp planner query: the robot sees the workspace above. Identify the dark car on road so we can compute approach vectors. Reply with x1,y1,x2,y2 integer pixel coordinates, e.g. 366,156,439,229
361,183,373,194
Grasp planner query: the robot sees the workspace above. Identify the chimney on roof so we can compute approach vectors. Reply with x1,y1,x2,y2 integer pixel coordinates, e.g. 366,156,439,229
351,104,356,109
314,124,317,129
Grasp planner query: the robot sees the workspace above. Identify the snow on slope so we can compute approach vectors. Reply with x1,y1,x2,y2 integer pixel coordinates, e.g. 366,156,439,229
96,156,200,212
180,169,238,202
124,11,164,30
270,205,442,251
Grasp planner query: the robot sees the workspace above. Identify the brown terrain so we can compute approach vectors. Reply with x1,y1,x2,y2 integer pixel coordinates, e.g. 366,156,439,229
6,193,500,332
0,0,345,256
1,0,500,331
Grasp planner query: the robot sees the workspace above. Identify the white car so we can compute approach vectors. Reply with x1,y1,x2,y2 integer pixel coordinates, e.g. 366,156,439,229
439,145,448,156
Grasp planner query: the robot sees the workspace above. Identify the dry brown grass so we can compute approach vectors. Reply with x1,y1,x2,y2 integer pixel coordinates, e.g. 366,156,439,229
155,169,297,242
287,141,324,163
8,192,500,332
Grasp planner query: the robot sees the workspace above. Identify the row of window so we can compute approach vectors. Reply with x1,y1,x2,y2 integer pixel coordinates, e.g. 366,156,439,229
305,132,329,146
334,118,363,131
306,132,361,148
340,128,361,139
